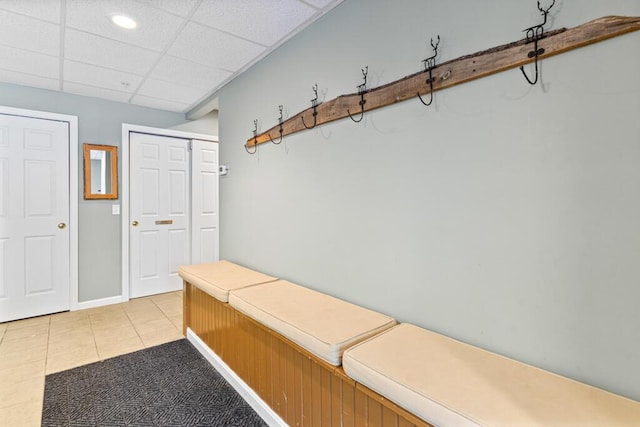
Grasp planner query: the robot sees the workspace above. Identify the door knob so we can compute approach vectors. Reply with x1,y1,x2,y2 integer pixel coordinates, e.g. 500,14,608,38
58,223,66,229
132,221,139,227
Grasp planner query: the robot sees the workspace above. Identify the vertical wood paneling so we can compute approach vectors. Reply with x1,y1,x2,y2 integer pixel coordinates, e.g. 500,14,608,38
369,399,383,427
294,351,303,426
221,302,230,361
311,361,323,426
399,417,414,427
255,328,271,401
331,374,342,426
253,324,260,394
285,344,296,424
342,378,355,427
278,338,289,421
355,387,367,427
185,282,434,427
182,282,188,336
269,335,280,413
383,406,399,427
320,368,332,426
301,356,312,425
262,331,273,409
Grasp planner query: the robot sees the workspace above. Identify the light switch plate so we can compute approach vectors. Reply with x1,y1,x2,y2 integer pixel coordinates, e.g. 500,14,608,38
112,204,120,215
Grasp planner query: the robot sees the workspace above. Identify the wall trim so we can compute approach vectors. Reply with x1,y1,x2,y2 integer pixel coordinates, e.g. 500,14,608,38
186,328,287,427
0,105,79,312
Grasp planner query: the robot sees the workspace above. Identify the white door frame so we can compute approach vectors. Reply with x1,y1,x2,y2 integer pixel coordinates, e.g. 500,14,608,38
121,123,218,301
0,105,79,311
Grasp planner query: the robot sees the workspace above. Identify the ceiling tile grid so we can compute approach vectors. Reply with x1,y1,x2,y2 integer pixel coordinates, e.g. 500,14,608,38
151,56,232,91
66,0,185,52
0,0,61,23
132,0,199,18
63,60,143,93
0,9,60,56
191,0,318,46
63,29,160,75
0,0,344,114
0,45,59,79
63,81,133,103
0,68,59,92
168,22,266,72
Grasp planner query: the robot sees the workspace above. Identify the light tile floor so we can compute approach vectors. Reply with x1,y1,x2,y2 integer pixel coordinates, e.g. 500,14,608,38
0,291,184,426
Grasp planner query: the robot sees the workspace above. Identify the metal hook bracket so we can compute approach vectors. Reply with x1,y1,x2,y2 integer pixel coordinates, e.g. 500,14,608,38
417,35,440,106
246,119,258,154
269,105,284,144
519,0,555,85
301,84,319,129
348,66,368,123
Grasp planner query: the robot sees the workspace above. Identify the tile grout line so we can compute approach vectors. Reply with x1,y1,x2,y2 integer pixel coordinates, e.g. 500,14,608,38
149,295,181,333
121,301,147,348
87,311,101,362
43,315,52,376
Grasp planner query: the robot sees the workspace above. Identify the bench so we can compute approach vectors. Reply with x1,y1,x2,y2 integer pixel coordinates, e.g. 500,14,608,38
343,323,640,426
181,262,640,426
228,279,396,366
182,262,428,426
178,260,277,303
179,260,277,354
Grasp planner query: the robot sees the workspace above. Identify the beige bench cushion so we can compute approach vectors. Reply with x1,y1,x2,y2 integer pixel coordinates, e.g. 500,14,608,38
178,260,277,302
343,323,640,427
228,280,396,366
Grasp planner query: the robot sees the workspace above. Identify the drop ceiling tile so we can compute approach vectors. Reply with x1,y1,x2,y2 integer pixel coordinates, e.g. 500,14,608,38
0,45,59,78
130,94,189,112
0,0,343,114
65,29,159,75
0,68,59,91
0,9,60,56
169,22,265,71
0,0,61,23
304,0,341,9
64,60,142,93
192,0,317,46
137,78,202,104
151,56,232,90
132,0,198,17
63,81,132,103
66,0,184,52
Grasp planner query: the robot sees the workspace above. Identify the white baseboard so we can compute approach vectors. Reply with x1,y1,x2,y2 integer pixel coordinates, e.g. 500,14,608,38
186,328,287,427
74,295,128,311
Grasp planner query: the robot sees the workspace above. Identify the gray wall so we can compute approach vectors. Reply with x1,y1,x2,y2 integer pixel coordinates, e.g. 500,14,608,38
171,110,218,136
0,82,186,301
217,0,640,400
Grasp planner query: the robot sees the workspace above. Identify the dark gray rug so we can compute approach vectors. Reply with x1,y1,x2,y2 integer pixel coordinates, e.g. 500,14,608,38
42,339,267,426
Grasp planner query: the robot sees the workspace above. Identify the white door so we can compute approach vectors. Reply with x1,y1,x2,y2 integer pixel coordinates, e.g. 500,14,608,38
191,140,219,264
129,132,190,298
0,114,70,322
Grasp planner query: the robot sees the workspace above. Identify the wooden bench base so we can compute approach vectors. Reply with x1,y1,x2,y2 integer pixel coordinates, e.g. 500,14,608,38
184,282,432,427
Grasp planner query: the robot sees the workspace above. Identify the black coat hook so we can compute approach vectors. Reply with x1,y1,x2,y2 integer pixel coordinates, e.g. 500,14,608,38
417,35,440,106
520,0,555,85
269,105,284,144
301,84,319,129
348,66,368,123
246,119,258,154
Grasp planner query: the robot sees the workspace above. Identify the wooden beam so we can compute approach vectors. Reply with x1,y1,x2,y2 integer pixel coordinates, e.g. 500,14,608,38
246,16,640,149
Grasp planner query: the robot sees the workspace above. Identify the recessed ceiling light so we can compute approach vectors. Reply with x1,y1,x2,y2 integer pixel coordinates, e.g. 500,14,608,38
111,14,137,29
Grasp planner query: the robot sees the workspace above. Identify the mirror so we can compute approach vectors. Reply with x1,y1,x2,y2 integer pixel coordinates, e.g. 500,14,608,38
83,143,118,200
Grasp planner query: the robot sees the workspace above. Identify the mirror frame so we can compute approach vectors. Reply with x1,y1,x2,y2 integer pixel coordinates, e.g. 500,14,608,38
83,143,118,200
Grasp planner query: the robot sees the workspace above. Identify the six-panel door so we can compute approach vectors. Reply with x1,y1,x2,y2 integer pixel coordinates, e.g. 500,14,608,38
0,114,70,323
